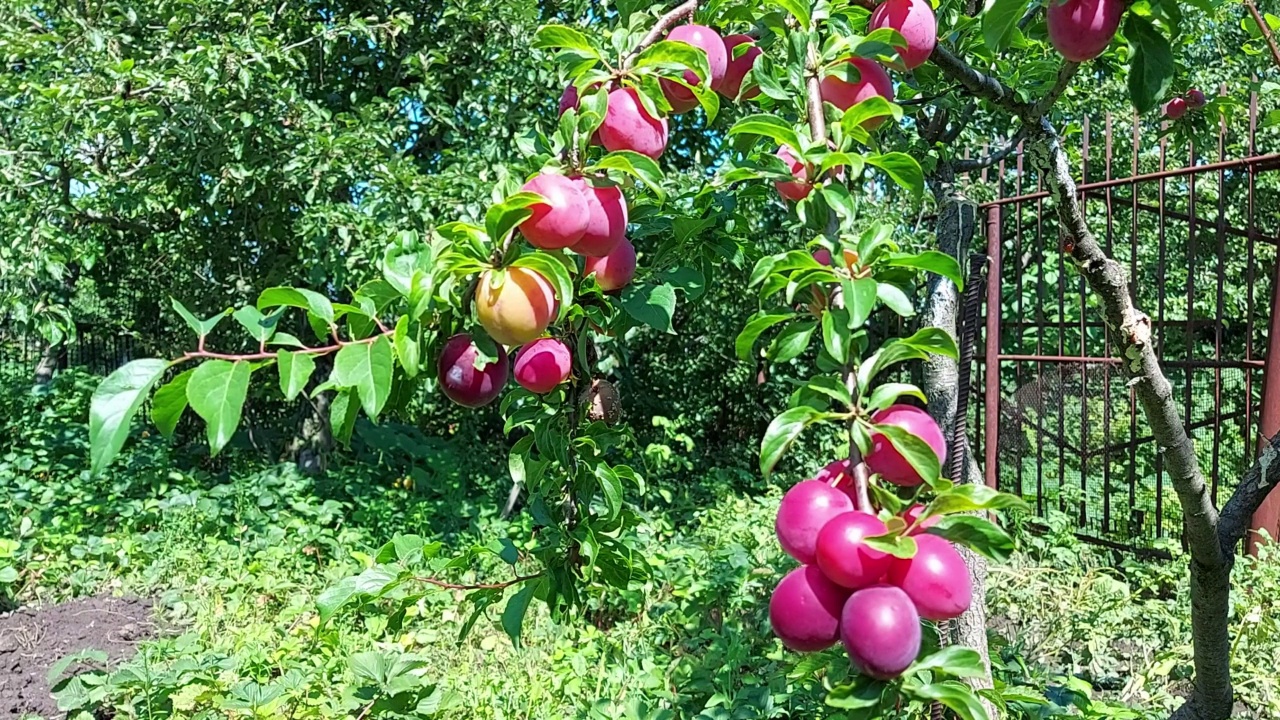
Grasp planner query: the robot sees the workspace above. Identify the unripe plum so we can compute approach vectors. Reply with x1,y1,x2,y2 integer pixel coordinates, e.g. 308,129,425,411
1046,0,1124,63
718,34,762,100
816,511,892,589
870,0,937,70
769,566,851,652
519,173,589,250
583,237,636,292
1164,96,1188,120
475,267,558,346
660,25,728,114
818,58,894,125
569,179,628,257
513,338,572,394
901,503,940,534
840,584,922,679
1185,88,1207,110
776,479,855,565
866,404,946,486
437,333,509,408
599,88,669,159
775,146,813,202
886,534,972,621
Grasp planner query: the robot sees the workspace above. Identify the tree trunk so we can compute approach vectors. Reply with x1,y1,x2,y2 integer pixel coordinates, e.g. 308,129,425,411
32,340,65,386
293,390,333,476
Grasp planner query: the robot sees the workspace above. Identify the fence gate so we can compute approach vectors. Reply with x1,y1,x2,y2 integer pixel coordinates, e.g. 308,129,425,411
975,92,1280,552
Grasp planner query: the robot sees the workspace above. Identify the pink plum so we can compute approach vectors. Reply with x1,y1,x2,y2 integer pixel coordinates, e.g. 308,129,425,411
775,479,855,565
660,25,728,114
841,585,922,679
1046,0,1124,63
518,173,589,250
569,179,628,257
815,511,892,589
513,338,572,394
775,146,813,202
869,0,938,70
866,404,946,487
1164,97,1188,120
770,566,851,652
1185,88,1207,110
583,237,637,292
599,88,669,159
437,334,509,408
886,534,973,621
818,58,894,125
717,34,762,100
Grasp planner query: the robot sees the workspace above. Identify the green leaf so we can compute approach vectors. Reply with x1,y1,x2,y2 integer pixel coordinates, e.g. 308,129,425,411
760,406,823,476
256,287,335,324
333,337,394,421
826,677,886,710
635,40,712,86
886,251,965,290
840,97,903,135
865,382,928,412
1126,15,1174,114
532,24,601,58
765,0,811,30
902,327,960,358
485,191,544,244
186,360,251,456
316,566,399,625
171,298,228,338
911,646,988,679
595,464,623,520
501,582,537,648
877,282,915,316
913,682,991,720
89,359,170,474
727,114,804,154
873,423,942,485
393,316,421,379
863,532,917,559
982,0,1029,51
768,320,816,362
277,350,316,401
821,308,850,364
591,151,666,198
232,306,281,343
927,484,1031,516
620,283,677,334
510,253,574,323
330,389,359,446
736,312,795,360
867,152,924,199
844,277,879,328
926,515,1018,562
151,368,194,439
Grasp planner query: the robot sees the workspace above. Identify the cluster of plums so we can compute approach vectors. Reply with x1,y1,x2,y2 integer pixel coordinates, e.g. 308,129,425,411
769,404,975,680
1164,88,1207,120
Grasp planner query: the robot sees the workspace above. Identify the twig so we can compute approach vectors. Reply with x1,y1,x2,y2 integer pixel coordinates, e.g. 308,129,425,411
1217,432,1280,554
621,0,698,70
1244,0,1280,71
413,573,541,591
174,326,397,365
953,127,1026,172
1031,61,1080,119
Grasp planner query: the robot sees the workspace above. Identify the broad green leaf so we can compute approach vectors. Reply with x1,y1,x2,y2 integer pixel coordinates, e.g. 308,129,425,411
333,337,394,421
330,389,359,445
821,308,850,364
982,0,1029,51
803,375,853,406
316,566,399,625
89,359,170,474
867,152,924,199
902,327,960,358
926,514,1017,561
877,282,916,316
620,283,677,334
151,368,194,439
510,253,574,323
595,464,623,520
171,298,228,338
768,320,816,362
843,277,879,328
886,250,965,290
840,97,903,136
873,422,943,485
256,287,335,324
186,360,251,456
485,191,543,245
635,40,712,85
736,312,795,360
591,151,666,198
277,350,316,401
501,582,537,648
911,646,989,679
927,484,1031,516
727,114,804,153
863,532,917,559
531,24,601,58
826,677,886,709
232,306,281,343
1126,15,1174,114
865,382,928,412
913,682,991,720
393,316,420,378
765,0,811,30
761,406,824,476
817,151,866,178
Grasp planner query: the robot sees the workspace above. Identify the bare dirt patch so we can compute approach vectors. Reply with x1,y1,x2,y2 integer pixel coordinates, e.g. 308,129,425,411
0,596,153,718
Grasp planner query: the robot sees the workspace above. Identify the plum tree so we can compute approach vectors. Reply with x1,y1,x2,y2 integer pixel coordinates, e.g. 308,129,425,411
886,534,973,621
840,585,922,680
818,58,894,123
775,479,855,565
519,173,589,250
475,267,559,346
717,34,761,100
815,511,892,589
869,0,937,70
660,24,727,113
569,179,628,257
513,338,572,394
598,87,668,159
769,565,850,652
438,334,509,408
1046,0,1124,62
865,404,946,486
583,237,636,292
774,146,813,202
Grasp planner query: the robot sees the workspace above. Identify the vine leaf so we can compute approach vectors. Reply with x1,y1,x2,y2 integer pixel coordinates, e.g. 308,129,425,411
89,358,170,474
186,359,252,456
333,337,394,421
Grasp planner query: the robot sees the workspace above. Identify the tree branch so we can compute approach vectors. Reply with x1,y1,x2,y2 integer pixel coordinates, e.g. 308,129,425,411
928,44,1030,116
953,128,1025,172
621,1,698,70
1031,61,1080,119
1244,0,1280,71
1218,432,1280,554
413,573,541,591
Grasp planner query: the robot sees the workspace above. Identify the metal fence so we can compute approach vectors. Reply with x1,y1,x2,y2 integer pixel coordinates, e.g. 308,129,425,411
975,92,1280,550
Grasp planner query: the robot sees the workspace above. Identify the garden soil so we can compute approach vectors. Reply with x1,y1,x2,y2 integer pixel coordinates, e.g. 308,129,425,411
0,596,153,718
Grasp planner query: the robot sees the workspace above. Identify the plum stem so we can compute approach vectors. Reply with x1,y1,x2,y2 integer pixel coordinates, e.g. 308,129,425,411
173,325,397,366
413,573,541,591
621,0,699,71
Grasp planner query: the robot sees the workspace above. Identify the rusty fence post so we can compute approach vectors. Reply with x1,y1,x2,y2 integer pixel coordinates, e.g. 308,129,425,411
983,205,1002,490
1249,246,1280,555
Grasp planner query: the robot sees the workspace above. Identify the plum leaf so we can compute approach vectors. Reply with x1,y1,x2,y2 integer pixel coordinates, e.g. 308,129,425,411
334,337,394,421
925,515,1017,562
982,0,1029,51
186,359,252,456
151,368,194,439
736,311,795,360
89,358,170,473
277,350,316,401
